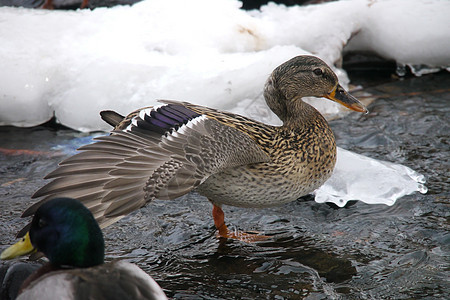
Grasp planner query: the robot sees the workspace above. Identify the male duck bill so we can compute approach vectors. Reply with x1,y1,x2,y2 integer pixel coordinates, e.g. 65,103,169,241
21,55,367,242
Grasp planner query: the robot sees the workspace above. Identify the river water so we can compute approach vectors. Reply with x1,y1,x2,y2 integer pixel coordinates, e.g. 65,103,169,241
0,69,448,299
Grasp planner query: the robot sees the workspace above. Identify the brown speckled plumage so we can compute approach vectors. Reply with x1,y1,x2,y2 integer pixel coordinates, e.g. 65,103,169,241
20,55,366,234
191,100,336,207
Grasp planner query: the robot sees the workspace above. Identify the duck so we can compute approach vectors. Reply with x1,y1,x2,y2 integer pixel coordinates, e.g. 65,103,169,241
20,55,367,242
1,197,167,300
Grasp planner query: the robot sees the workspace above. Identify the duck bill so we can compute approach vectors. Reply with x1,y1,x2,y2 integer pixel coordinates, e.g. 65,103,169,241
1,232,36,260
325,84,368,113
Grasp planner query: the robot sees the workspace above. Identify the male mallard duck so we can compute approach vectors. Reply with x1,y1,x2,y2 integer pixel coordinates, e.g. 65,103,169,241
1,197,167,300
21,55,367,241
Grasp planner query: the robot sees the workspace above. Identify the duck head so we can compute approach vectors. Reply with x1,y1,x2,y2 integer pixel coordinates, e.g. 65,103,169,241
1,197,104,268
264,55,368,121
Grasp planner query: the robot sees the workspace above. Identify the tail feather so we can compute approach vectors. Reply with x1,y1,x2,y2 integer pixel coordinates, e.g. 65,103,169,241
100,110,125,127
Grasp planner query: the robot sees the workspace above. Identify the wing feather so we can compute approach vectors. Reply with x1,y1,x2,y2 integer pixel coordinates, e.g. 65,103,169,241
23,101,271,230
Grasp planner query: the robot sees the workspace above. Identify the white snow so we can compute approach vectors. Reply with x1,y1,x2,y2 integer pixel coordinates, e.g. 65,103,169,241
344,0,450,74
0,0,442,206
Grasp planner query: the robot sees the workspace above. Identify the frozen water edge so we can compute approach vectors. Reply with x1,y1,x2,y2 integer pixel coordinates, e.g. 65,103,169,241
315,148,427,207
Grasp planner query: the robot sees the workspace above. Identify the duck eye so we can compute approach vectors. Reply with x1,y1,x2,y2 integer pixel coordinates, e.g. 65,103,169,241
313,68,323,76
38,218,47,228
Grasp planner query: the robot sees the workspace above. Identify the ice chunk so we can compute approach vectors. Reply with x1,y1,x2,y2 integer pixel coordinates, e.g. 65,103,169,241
315,148,427,207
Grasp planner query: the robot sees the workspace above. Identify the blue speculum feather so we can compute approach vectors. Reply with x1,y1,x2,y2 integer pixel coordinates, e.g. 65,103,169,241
163,105,190,120
149,110,176,126
135,104,201,135
135,119,165,134
148,117,171,130
167,104,201,119
157,107,185,123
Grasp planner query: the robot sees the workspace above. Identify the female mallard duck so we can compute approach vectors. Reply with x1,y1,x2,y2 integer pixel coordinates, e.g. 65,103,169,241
1,197,167,300
21,55,367,241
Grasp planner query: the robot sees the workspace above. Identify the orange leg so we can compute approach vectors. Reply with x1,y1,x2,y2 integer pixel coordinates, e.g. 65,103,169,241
212,204,229,237
212,204,269,243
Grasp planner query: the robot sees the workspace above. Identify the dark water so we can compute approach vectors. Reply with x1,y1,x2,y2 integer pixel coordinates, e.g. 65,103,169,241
0,72,448,299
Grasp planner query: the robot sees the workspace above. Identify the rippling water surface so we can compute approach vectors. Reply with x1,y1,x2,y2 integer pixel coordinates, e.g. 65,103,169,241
0,71,448,299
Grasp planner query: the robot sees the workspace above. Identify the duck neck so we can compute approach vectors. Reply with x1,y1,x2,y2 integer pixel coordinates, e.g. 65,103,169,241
264,74,319,127
264,87,319,127
283,98,319,127
264,74,288,121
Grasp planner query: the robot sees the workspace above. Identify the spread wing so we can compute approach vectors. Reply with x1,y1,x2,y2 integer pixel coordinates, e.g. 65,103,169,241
22,101,271,230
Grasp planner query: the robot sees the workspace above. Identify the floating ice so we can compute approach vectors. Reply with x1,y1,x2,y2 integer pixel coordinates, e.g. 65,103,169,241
315,148,427,207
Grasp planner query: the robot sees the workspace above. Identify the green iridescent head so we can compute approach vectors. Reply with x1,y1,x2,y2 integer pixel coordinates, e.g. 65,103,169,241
2,198,104,268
